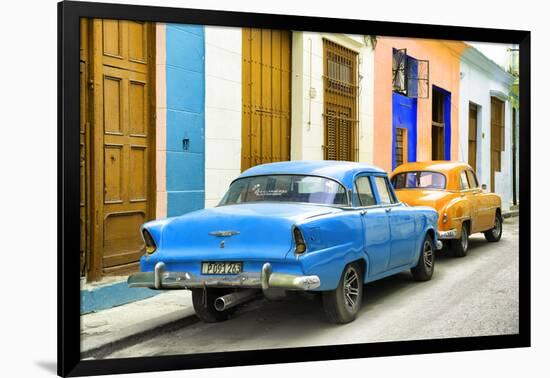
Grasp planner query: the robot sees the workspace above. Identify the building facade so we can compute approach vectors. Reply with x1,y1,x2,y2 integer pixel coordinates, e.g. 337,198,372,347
372,37,467,173
203,28,376,206
458,45,515,210
80,20,519,288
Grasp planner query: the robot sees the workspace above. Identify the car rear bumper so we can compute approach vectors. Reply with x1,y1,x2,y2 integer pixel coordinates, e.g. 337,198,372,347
127,262,321,291
437,228,458,239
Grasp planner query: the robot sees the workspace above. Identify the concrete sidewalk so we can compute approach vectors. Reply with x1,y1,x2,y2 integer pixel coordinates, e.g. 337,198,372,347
81,210,519,357
81,290,196,357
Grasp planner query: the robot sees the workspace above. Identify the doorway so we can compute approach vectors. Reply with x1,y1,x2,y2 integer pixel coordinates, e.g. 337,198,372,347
80,19,156,281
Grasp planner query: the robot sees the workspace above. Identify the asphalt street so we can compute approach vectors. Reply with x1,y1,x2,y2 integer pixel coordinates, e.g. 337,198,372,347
105,216,519,358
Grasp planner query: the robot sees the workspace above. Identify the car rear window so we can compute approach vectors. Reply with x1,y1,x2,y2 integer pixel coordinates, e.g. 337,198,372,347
392,171,446,190
219,175,348,206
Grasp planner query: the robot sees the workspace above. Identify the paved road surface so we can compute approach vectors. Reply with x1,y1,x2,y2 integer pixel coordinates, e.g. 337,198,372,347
106,217,519,358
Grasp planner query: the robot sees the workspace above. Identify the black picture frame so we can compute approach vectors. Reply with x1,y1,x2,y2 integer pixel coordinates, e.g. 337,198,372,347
58,1,531,376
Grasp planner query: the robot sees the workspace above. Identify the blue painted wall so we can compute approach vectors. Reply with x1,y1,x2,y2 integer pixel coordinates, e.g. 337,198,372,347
165,24,205,217
433,85,452,160
392,92,418,170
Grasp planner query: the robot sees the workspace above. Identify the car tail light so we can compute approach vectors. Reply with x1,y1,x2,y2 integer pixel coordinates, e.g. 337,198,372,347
142,229,157,254
293,226,307,255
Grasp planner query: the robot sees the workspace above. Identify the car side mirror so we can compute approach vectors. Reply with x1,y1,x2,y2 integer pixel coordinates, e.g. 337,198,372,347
481,184,487,191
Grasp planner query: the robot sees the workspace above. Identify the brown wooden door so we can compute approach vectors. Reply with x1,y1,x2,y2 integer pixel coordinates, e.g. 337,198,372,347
323,39,358,161
490,97,505,192
468,103,478,170
87,19,155,279
242,28,291,171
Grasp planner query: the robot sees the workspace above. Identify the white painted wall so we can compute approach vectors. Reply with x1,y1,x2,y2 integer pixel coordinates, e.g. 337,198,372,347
204,26,243,207
291,32,375,163
459,47,514,210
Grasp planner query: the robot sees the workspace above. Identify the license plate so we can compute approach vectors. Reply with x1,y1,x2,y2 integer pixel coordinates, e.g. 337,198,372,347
201,262,242,275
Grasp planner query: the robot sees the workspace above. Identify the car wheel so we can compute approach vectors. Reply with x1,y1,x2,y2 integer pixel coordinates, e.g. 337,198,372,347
322,262,363,324
191,288,235,323
484,213,503,242
411,233,435,281
450,222,469,257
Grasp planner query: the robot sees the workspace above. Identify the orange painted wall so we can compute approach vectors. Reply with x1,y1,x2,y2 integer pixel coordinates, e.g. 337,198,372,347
373,37,467,173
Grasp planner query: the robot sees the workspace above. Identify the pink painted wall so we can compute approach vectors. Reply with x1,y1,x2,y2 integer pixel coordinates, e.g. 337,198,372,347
373,37,467,173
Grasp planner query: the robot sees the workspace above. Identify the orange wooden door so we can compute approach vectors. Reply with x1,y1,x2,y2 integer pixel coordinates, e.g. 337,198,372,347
242,28,291,171
89,19,155,278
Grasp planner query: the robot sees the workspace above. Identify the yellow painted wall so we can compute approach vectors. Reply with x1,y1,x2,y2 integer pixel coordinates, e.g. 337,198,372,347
373,37,467,172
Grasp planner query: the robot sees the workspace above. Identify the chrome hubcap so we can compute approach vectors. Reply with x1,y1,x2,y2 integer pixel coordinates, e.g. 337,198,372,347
493,217,501,237
423,240,434,270
343,267,360,310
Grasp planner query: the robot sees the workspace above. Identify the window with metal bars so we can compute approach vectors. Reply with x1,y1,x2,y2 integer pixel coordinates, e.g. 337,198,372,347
323,39,359,161
392,48,430,99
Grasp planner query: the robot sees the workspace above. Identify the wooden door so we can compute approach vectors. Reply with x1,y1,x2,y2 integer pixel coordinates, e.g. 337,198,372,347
88,19,155,279
490,97,505,192
242,28,291,171
323,39,358,161
468,103,478,170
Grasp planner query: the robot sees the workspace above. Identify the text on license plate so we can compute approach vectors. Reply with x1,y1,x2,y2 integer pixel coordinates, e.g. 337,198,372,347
201,262,242,275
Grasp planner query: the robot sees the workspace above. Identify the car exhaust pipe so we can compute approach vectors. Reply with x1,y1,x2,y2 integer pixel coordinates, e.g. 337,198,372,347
214,289,260,312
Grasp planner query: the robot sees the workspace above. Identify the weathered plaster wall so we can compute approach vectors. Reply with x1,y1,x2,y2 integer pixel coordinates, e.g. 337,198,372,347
373,37,467,173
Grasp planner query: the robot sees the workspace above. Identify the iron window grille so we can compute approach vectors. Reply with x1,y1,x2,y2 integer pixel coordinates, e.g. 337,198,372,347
322,39,359,162
392,48,430,99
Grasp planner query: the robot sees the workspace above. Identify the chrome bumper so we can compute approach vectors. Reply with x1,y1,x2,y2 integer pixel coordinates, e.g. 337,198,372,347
437,229,458,239
127,262,321,291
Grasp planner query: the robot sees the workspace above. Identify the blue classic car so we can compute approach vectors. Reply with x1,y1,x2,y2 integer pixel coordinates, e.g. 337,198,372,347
128,161,440,324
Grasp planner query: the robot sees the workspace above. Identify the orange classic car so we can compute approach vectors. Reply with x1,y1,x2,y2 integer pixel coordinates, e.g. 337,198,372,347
390,161,502,257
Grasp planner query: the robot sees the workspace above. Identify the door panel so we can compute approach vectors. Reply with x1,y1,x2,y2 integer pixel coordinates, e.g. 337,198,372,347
87,19,155,278
360,208,391,277
387,207,417,269
242,28,291,171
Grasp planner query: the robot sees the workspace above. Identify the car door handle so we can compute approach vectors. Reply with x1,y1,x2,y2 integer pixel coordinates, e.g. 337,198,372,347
385,208,392,213
359,210,367,216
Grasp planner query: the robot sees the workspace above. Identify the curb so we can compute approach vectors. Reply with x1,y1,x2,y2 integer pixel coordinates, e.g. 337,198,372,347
82,308,198,359
81,291,198,358
503,210,519,219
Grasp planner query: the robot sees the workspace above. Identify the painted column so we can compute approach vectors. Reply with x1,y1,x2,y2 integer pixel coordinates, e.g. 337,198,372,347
204,26,242,207
165,24,206,216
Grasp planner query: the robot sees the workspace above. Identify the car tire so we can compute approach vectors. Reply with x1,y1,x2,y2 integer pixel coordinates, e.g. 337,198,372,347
322,262,363,324
191,288,235,323
450,222,469,257
484,213,503,242
411,233,435,281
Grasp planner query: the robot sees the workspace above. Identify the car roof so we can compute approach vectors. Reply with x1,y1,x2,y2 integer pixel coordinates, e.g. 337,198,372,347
238,160,386,188
391,161,472,176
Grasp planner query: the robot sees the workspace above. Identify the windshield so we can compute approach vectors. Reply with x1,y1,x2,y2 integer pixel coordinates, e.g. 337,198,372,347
219,175,348,206
392,171,446,190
